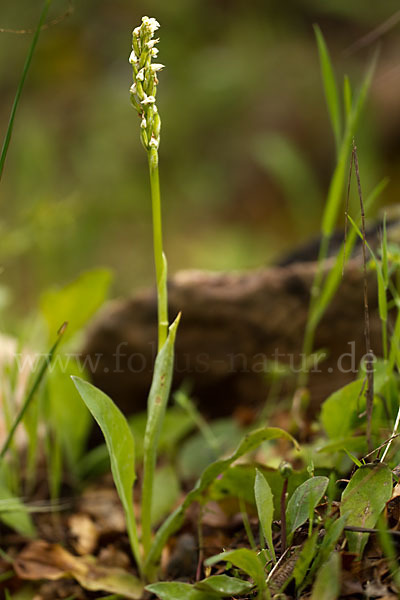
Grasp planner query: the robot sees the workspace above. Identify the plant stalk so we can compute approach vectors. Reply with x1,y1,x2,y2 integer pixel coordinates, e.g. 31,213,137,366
147,147,168,351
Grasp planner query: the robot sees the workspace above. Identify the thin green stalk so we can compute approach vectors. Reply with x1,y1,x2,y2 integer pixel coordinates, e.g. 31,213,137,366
0,322,67,460
0,0,52,181
147,148,168,350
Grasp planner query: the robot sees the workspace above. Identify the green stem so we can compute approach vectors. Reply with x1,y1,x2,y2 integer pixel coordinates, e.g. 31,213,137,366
147,148,168,350
0,0,52,181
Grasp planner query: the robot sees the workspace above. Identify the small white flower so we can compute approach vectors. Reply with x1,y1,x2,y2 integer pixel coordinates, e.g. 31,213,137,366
129,50,138,64
150,63,165,72
130,83,137,94
141,94,156,105
146,38,159,50
142,16,160,34
151,48,159,58
136,68,145,81
149,135,159,148
140,116,147,128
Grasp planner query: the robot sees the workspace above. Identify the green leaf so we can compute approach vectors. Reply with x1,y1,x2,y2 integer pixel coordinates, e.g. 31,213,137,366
320,379,364,439
293,531,318,587
47,358,91,468
71,377,142,574
196,574,253,596
41,268,112,341
254,469,276,561
151,465,180,525
286,476,329,536
0,484,36,537
307,515,346,586
314,25,342,154
341,463,393,555
145,427,299,573
311,552,341,600
142,315,180,558
146,582,215,600
321,52,376,238
205,548,265,593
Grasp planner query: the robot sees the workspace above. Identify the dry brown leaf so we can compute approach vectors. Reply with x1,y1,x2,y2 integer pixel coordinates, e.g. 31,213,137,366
14,540,143,599
68,513,99,555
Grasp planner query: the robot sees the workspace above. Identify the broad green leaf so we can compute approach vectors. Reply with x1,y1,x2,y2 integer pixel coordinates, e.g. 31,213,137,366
341,463,392,555
0,485,36,537
254,469,276,561
145,427,299,573
41,268,112,341
205,548,265,593
196,574,253,596
286,476,329,536
293,531,318,587
146,582,215,600
320,379,364,439
314,25,342,154
311,552,341,600
141,315,180,557
71,377,142,574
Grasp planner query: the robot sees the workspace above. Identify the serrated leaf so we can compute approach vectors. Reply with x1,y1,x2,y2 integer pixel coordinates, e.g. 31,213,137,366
341,463,392,555
286,476,329,536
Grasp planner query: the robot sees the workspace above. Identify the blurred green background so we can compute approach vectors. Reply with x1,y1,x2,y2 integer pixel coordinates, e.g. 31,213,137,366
1,0,400,320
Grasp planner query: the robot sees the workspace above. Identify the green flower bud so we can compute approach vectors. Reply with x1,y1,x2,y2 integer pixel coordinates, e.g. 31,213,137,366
279,461,293,478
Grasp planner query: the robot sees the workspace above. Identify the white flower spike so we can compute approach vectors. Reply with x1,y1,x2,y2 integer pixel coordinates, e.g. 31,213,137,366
129,16,164,151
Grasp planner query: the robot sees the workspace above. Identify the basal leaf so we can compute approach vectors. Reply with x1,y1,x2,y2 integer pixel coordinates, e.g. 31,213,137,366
205,548,265,593
196,574,253,596
286,476,329,537
341,463,392,555
146,582,215,600
254,469,276,561
71,376,142,574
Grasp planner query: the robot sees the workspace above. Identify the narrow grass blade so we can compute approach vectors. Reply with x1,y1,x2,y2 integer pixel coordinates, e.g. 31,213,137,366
0,322,67,460
0,0,53,181
141,314,180,558
314,25,342,154
72,376,142,576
